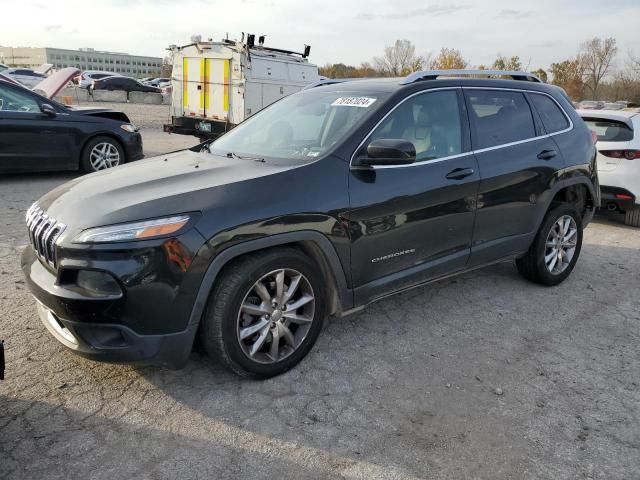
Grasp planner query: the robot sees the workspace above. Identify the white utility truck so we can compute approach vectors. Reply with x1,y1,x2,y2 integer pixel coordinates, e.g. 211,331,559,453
164,34,320,138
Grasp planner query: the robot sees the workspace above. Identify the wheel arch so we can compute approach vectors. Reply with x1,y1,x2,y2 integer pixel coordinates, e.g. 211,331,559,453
537,177,598,230
187,231,353,331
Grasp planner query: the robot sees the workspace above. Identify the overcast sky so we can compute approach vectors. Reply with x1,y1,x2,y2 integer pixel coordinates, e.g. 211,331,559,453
3,0,640,71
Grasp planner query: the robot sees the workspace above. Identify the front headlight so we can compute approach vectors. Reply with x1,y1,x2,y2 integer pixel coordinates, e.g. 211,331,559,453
74,215,190,243
120,124,138,133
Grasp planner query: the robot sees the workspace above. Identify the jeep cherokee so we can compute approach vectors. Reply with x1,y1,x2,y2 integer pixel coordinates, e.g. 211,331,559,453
21,70,600,378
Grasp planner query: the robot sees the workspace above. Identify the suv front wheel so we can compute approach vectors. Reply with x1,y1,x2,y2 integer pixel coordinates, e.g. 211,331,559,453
201,248,326,378
516,204,584,286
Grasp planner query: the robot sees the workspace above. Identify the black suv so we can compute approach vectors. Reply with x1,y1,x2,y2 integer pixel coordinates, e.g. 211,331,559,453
22,70,599,378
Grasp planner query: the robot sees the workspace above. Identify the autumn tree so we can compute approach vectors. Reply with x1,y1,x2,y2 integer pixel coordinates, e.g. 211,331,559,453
531,68,548,83
318,63,379,78
161,54,174,78
550,59,585,100
373,40,425,76
579,37,617,99
628,50,640,76
492,55,522,71
430,48,468,70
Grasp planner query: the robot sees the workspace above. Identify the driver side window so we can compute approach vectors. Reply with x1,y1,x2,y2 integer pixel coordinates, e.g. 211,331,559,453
0,84,40,113
369,90,462,161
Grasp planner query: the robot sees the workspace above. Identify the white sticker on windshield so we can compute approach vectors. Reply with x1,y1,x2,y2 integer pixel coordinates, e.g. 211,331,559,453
331,97,377,108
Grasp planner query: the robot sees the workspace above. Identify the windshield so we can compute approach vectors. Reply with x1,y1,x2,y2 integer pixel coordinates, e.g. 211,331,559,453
211,90,389,161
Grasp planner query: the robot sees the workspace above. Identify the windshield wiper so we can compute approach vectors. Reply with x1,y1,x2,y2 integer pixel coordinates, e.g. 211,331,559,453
226,152,265,162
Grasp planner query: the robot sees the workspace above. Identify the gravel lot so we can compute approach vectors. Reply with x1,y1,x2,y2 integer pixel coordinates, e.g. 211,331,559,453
1,132,639,479
76,101,174,130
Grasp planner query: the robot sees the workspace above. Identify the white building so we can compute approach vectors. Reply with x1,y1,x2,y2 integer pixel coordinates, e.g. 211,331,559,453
0,46,163,77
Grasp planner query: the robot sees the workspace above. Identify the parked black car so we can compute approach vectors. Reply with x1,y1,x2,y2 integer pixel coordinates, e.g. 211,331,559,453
90,76,161,93
0,77,143,173
22,70,599,378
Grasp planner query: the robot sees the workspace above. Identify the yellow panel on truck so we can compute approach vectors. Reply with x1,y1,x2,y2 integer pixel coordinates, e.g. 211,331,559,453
183,57,230,121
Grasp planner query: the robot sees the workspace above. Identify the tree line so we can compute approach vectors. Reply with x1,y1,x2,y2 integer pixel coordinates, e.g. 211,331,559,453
318,38,640,102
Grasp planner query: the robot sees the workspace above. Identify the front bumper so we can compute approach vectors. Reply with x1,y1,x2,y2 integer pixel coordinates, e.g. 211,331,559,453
122,131,144,162
33,300,197,368
21,240,204,368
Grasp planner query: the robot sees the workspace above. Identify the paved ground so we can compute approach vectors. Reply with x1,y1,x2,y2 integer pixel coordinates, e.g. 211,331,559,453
1,133,639,478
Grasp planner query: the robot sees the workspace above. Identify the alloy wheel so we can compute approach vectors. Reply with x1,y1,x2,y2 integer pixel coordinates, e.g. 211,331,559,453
89,142,121,170
236,268,315,364
544,215,578,275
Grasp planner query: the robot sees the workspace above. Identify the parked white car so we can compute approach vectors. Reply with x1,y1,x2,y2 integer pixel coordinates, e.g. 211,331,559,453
0,63,8,72
3,68,47,88
76,70,120,88
578,109,640,227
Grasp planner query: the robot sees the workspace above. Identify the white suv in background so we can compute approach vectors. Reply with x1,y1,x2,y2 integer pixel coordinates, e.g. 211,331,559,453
578,109,640,227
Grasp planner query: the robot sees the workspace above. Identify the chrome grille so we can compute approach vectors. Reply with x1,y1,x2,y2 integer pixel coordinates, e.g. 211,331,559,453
25,203,66,269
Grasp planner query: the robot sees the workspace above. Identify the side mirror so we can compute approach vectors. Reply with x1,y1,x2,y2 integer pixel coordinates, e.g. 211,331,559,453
40,103,57,117
354,139,416,167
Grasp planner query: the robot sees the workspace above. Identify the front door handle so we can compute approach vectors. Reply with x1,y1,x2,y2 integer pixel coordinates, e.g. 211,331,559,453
537,149,557,160
446,167,475,180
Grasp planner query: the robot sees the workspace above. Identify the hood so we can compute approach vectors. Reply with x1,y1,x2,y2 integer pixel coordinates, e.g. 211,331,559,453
67,105,131,122
37,150,298,239
32,67,80,99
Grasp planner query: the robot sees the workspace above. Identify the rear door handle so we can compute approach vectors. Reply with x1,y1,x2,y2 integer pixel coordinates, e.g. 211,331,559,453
537,149,557,160
446,167,475,180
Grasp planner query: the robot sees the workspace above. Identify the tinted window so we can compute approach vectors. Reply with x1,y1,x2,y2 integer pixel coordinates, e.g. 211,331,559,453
369,90,462,161
582,118,634,142
530,93,569,133
0,84,40,112
468,90,536,149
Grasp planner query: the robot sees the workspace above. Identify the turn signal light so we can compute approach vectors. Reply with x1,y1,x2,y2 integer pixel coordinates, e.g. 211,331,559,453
599,149,640,160
135,219,189,239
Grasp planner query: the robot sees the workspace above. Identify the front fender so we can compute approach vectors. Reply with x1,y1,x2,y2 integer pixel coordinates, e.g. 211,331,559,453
187,230,353,331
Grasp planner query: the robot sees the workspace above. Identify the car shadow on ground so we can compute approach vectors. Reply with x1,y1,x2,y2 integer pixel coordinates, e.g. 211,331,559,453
0,395,349,479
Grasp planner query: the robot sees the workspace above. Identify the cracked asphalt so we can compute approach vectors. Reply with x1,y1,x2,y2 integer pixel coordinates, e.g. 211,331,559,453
1,132,639,479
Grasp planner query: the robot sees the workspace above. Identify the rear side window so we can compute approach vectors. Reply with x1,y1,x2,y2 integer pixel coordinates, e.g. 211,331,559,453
530,93,570,133
582,118,633,142
467,90,536,149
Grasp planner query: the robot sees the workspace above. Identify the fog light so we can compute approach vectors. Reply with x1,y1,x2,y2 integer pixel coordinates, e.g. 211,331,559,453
76,270,122,297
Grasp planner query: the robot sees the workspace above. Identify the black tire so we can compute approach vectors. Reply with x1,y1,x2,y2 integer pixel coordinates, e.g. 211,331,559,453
200,247,326,379
80,136,125,173
516,203,583,286
625,208,640,227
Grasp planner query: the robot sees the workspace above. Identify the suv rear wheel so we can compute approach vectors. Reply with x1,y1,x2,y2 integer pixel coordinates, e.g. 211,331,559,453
516,204,583,286
201,248,326,378
625,208,640,228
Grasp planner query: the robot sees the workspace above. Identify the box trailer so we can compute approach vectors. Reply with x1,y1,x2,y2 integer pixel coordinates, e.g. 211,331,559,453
164,34,320,138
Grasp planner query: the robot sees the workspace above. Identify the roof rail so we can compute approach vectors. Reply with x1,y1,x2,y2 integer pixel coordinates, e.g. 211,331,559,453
302,78,369,90
400,69,542,85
